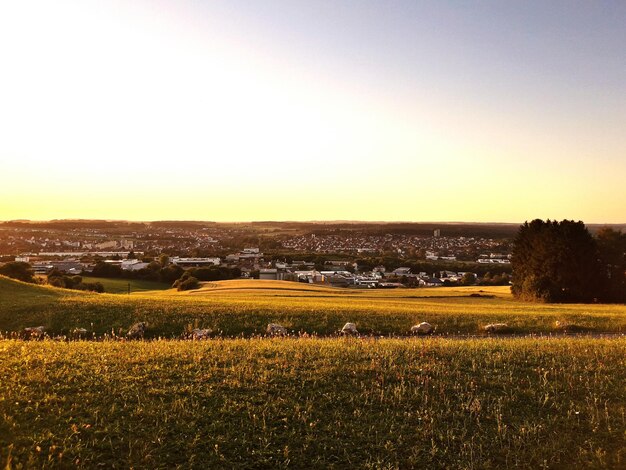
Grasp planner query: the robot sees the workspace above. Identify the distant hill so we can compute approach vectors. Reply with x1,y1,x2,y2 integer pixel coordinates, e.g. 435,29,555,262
2,219,623,237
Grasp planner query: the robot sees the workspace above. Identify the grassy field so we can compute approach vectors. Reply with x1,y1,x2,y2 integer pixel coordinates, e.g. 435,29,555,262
0,337,624,468
1,276,625,337
79,276,170,294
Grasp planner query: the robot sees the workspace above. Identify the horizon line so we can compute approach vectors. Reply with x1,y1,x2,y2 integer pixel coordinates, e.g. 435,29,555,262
1,219,625,225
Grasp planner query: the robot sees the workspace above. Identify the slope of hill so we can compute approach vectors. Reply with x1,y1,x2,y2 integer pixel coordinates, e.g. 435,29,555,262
1,337,624,468
1,276,624,337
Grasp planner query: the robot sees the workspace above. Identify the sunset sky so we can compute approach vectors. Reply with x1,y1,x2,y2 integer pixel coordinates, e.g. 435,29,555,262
0,0,624,223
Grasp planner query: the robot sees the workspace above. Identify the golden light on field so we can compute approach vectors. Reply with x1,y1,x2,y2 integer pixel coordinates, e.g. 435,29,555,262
0,1,624,222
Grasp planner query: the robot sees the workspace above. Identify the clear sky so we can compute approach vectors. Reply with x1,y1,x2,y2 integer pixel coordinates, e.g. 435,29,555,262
0,0,624,222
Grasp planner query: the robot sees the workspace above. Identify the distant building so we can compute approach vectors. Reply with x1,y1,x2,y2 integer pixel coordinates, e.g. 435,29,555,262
325,260,351,267
96,240,118,250
392,267,412,276
120,239,134,250
38,251,143,258
170,257,221,267
259,268,279,280
294,270,325,283
434,229,441,237
31,262,53,274
121,259,149,271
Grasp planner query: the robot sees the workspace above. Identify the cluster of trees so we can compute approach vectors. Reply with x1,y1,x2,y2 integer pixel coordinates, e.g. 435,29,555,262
479,272,511,286
0,261,36,283
90,257,184,284
390,272,509,288
264,254,513,277
0,262,105,293
90,259,243,291
172,266,243,291
512,220,625,303
182,266,242,281
47,271,104,293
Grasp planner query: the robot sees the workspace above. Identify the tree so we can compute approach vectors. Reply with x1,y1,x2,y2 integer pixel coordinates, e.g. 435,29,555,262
461,272,476,286
0,262,36,283
159,264,184,283
596,227,626,302
511,219,603,302
91,261,123,278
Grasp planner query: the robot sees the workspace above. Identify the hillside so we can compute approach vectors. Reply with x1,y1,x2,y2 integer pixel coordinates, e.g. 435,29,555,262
1,337,624,468
1,276,624,337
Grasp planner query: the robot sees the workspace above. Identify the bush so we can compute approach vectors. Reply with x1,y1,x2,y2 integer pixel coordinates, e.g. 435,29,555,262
0,262,36,283
174,276,201,291
47,273,104,293
186,266,241,281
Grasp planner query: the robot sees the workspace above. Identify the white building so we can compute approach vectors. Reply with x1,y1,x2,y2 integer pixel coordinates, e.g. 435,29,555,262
121,259,149,271
96,240,118,250
170,257,221,267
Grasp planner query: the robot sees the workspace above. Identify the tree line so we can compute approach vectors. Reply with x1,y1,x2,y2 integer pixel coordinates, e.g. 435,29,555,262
511,220,624,303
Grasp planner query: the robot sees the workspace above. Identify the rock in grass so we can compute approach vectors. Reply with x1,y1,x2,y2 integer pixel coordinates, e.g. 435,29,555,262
266,323,287,336
191,328,212,340
126,322,147,339
410,322,433,335
22,326,45,339
484,323,509,334
341,322,359,335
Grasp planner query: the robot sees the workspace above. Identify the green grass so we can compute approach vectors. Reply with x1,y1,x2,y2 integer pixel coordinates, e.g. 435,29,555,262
0,337,624,468
1,276,624,336
80,276,170,294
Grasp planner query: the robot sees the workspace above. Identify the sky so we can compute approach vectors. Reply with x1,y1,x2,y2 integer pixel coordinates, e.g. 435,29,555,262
0,0,624,223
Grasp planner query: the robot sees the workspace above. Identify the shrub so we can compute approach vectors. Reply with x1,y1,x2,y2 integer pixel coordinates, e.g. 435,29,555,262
0,262,36,283
174,276,200,291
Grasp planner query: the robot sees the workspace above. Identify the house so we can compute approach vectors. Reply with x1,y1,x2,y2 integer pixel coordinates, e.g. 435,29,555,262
259,268,279,280
324,273,355,287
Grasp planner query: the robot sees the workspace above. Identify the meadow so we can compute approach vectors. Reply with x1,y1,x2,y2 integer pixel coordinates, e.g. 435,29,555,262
79,276,170,294
0,337,624,468
0,276,624,337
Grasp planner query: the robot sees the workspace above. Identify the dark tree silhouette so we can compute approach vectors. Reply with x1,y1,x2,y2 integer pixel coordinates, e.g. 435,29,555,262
596,227,626,302
0,261,36,283
511,219,604,302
